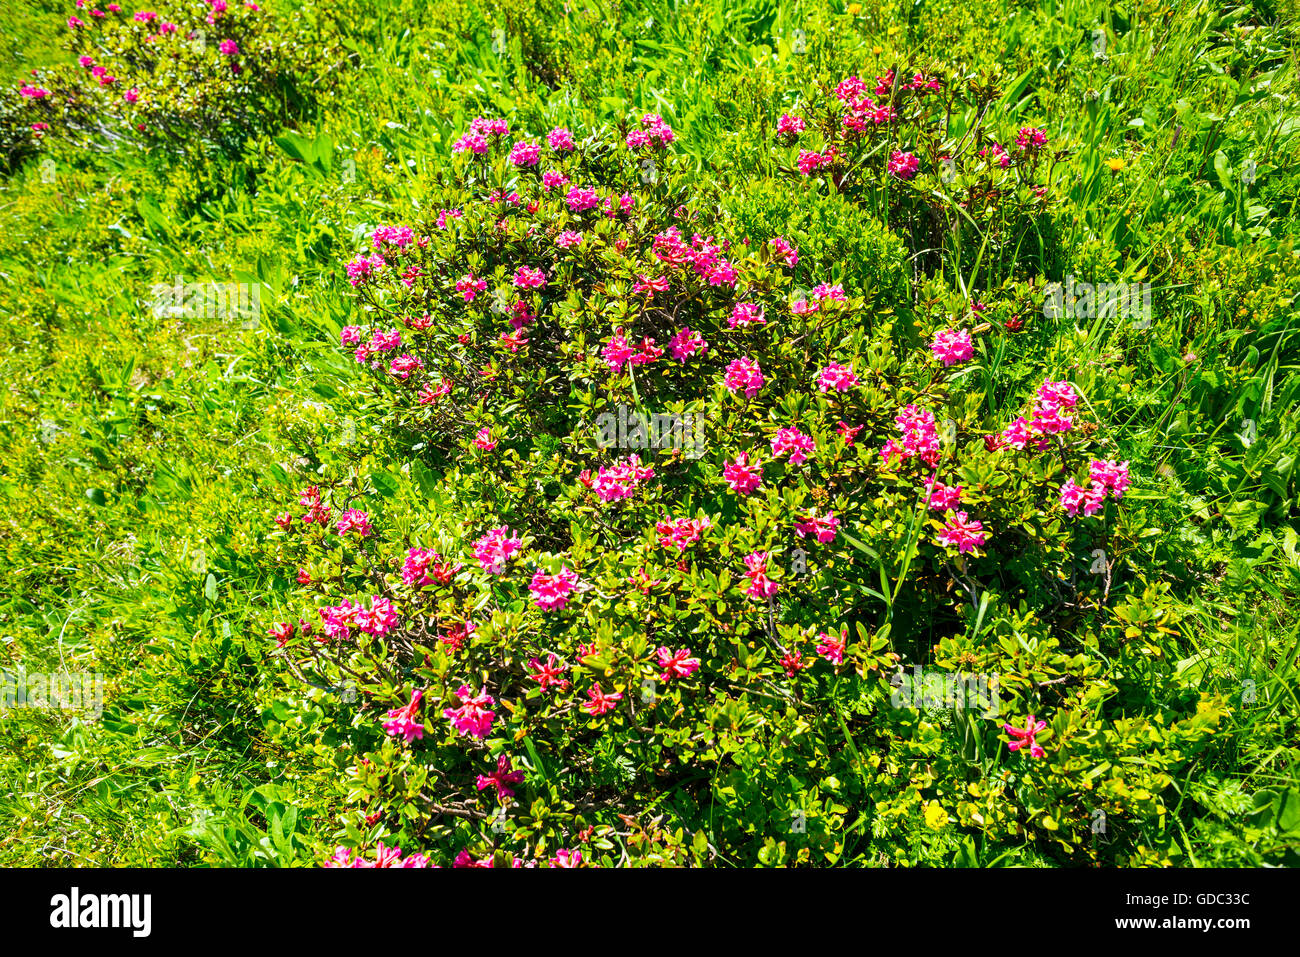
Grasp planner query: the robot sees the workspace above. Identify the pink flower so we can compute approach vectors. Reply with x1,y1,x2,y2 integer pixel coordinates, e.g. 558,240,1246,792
815,631,846,664
566,186,599,211
771,427,815,465
325,842,431,868
547,127,575,151
657,646,701,681
655,516,711,551
742,551,779,598
402,547,462,587
474,527,523,574
556,230,583,249
335,509,373,537
936,511,988,553
816,362,859,392
355,596,399,636
888,150,920,180
267,622,295,647
925,480,963,511
582,684,623,716
798,149,834,176
811,283,847,304
980,141,1011,168
794,510,839,544
723,453,763,495
474,427,497,451
541,170,570,192
550,848,582,868
627,112,674,149
509,140,541,166
776,113,805,138
667,326,708,361
476,754,525,800
768,237,798,267
1089,459,1130,498
883,404,940,467
836,421,863,446
1059,479,1107,517
389,354,423,379
931,328,974,366
443,685,497,739
730,303,766,328
530,566,579,611
1004,714,1048,758
513,265,546,289
419,379,453,405
579,454,654,502
1015,127,1048,151
383,689,425,742
724,357,765,398
219,39,239,56
456,273,487,301
527,654,570,692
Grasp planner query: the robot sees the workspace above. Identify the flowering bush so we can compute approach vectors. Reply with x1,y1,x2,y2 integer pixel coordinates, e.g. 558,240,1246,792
2,1,343,168
251,96,1233,868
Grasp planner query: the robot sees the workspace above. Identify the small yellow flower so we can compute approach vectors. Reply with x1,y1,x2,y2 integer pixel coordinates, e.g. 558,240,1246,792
1105,157,1126,173
872,45,883,54
887,25,901,37
847,2,862,14
924,801,949,830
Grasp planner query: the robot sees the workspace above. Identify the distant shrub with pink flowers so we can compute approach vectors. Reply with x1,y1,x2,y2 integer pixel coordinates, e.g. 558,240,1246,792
2,1,345,169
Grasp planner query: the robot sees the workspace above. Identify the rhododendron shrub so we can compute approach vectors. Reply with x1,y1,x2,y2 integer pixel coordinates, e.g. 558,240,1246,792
3,1,342,165
262,112,1210,868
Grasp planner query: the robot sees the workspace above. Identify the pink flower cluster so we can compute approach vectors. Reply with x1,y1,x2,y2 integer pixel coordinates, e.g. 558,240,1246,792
771,427,815,465
530,566,579,611
452,116,510,154
880,405,940,468
402,547,462,587
382,689,425,742
657,646,700,681
602,330,663,371
724,357,765,397
319,596,399,640
626,113,675,149
888,150,920,180
667,326,708,361
476,754,525,800
579,454,655,502
723,453,763,495
326,842,432,868
931,328,974,366
655,516,711,551
816,362,859,392
742,552,779,598
443,685,497,739
794,510,840,543
474,527,523,574
999,379,1078,449
1004,714,1048,758
1060,459,1130,516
